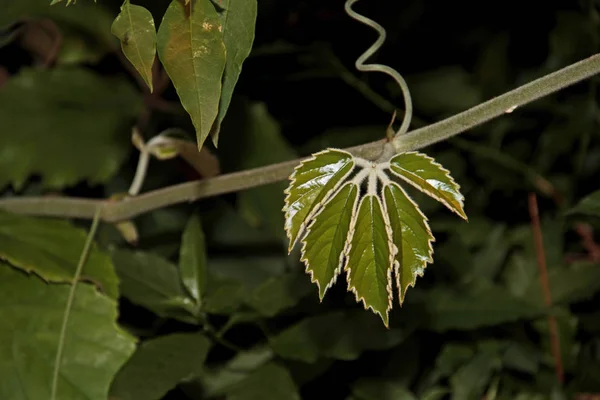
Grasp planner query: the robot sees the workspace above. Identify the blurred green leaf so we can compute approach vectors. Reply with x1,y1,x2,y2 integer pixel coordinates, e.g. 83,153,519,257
0,210,119,298
110,333,211,400
502,342,540,375
220,100,297,241
210,0,257,145
111,0,156,92
179,214,207,306
156,0,226,150
567,189,600,217
450,350,502,400
421,281,543,331
533,308,579,372
0,67,142,190
421,387,451,400
198,345,273,397
1,0,116,49
203,278,246,315
271,311,406,363
111,249,198,323
433,344,475,381
407,66,482,117
246,271,313,317
225,362,300,400
351,378,417,400
0,262,136,400
525,262,600,306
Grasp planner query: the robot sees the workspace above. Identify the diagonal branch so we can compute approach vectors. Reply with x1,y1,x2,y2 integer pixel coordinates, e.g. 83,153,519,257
1,54,600,222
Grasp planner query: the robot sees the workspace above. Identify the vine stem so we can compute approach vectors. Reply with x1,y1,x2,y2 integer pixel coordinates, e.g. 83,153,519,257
1,54,600,222
50,207,102,400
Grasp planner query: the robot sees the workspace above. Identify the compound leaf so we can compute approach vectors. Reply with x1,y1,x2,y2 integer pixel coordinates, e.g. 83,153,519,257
210,0,258,145
301,182,359,300
157,0,226,150
344,195,395,327
283,149,355,251
383,182,434,304
0,210,119,299
389,152,467,220
0,262,135,400
111,0,156,92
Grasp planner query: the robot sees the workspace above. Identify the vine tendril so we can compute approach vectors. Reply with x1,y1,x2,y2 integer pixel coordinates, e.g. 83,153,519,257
344,0,413,146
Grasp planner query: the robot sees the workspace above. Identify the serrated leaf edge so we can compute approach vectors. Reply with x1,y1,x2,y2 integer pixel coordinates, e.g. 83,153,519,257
383,181,435,305
283,148,355,253
343,194,396,327
299,181,359,301
386,151,468,220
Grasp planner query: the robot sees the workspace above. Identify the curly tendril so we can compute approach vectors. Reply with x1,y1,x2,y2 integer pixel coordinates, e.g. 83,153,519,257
344,0,413,143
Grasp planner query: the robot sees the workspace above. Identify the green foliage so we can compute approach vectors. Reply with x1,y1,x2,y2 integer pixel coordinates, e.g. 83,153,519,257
111,0,156,92
0,68,142,190
0,263,135,400
1,0,600,398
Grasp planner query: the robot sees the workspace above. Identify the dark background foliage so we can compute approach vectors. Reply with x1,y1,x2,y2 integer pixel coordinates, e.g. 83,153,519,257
1,0,600,399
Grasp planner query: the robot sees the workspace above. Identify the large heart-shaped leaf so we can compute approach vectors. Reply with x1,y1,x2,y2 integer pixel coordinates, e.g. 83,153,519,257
345,195,395,327
0,262,136,400
388,152,467,220
210,0,258,145
283,149,355,251
383,182,434,303
157,0,226,150
111,0,156,92
301,182,359,299
0,210,119,299
0,68,142,190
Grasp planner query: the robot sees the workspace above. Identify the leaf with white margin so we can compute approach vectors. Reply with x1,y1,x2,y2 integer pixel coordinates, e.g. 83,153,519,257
383,182,434,304
283,149,355,252
301,182,359,300
388,152,467,220
344,195,395,327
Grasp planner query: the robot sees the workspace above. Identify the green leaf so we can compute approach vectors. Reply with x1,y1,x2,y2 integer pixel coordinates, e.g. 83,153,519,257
110,333,211,400
157,0,226,150
210,0,258,145
383,182,434,304
345,195,394,327
0,210,119,299
111,0,156,92
225,362,301,400
524,262,600,305
111,249,198,323
203,279,246,315
0,262,135,400
1,0,116,50
567,189,600,217
450,351,501,400
246,271,313,317
0,68,142,190
388,151,467,220
284,148,355,251
301,182,359,299
421,281,543,332
179,214,207,305
352,378,417,400
271,311,405,363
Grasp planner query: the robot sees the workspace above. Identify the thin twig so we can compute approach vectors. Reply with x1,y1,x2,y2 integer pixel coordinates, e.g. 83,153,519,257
1,54,600,222
528,193,564,385
50,207,103,400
